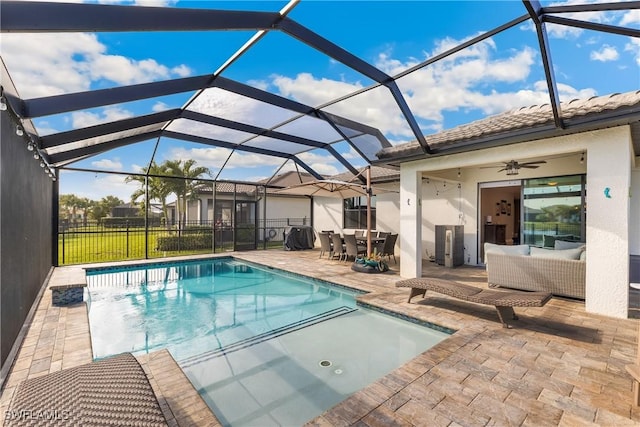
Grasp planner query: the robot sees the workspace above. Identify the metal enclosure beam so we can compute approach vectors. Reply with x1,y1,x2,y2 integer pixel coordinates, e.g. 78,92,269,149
163,131,324,179
542,16,640,38
20,76,214,119
40,109,181,148
49,130,164,164
0,1,281,32
523,0,563,129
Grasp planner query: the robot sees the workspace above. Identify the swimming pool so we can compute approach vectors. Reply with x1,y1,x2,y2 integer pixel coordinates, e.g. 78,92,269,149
86,257,450,426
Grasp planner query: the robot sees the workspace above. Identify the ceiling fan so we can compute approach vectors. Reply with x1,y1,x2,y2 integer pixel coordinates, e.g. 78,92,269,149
486,160,547,175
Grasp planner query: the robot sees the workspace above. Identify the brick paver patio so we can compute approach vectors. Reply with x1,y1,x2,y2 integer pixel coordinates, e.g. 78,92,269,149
1,249,639,426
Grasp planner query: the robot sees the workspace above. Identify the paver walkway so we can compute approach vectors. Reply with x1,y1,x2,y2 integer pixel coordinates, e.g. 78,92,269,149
1,249,639,426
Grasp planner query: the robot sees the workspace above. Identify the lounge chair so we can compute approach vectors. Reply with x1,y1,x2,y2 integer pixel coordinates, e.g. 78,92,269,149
396,277,552,328
5,352,167,426
626,324,640,406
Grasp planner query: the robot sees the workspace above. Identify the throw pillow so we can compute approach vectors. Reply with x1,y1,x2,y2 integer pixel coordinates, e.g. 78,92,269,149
542,234,574,248
554,240,586,251
484,242,530,264
530,246,583,260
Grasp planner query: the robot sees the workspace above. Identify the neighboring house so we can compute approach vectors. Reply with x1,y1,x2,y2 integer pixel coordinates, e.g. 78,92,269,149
111,203,139,218
179,171,317,230
363,90,640,320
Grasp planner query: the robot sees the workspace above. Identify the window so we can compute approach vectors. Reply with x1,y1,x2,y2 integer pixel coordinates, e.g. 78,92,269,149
343,196,376,229
522,175,586,247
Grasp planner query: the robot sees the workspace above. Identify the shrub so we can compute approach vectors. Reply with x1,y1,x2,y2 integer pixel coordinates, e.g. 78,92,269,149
156,234,212,251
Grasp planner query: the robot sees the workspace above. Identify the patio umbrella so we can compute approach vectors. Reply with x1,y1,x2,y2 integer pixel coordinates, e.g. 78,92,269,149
273,168,395,255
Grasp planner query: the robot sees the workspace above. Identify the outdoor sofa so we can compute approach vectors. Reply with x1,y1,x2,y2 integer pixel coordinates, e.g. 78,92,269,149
484,241,586,299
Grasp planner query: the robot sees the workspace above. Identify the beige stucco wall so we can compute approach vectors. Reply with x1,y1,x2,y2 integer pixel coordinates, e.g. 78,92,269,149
262,196,311,223
311,197,343,238
311,183,401,254
584,127,632,318
400,124,634,319
630,166,640,256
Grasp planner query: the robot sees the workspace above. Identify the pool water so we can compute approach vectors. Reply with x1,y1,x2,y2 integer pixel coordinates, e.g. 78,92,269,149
86,258,449,426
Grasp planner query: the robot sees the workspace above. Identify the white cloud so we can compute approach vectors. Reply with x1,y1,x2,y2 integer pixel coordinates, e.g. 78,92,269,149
246,79,270,91
171,64,192,78
71,107,135,128
590,45,619,62
91,158,123,171
625,38,640,66
88,56,172,85
152,102,170,112
620,9,640,26
1,33,191,98
269,38,544,137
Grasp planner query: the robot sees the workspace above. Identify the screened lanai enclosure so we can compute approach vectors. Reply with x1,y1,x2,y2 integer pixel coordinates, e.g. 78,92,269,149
2,0,639,381
2,0,637,265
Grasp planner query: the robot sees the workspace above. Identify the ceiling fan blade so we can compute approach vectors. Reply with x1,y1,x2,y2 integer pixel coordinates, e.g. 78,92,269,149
496,167,508,172
519,160,547,166
520,165,540,168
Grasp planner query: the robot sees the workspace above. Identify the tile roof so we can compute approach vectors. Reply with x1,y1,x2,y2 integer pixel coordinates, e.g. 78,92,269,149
329,166,399,183
377,90,640,160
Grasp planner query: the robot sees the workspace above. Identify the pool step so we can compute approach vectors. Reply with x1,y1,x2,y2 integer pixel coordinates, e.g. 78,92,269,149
180,306,356,367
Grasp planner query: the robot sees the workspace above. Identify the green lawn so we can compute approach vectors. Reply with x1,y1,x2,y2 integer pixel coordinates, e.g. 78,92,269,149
58,227,282,265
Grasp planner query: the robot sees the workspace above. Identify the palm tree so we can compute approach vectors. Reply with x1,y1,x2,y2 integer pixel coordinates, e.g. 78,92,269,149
163,159,210,226
59,194,92,226
125,162,172,229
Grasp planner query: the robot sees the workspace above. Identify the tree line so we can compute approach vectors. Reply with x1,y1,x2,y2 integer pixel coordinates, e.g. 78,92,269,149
59,159,210,226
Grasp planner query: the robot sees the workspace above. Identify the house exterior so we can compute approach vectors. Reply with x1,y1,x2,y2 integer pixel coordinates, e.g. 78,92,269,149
309,91,639,320
373,90,639,320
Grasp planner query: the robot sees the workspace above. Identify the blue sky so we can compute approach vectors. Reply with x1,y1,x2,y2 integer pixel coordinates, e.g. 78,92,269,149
1,0,638,202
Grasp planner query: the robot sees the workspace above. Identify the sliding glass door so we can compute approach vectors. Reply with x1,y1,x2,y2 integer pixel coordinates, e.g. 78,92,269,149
522,175,586,247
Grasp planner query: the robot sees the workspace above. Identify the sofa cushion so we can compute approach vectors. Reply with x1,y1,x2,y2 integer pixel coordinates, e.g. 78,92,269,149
530,246,583,260
554,240,586,251
484,242,530,264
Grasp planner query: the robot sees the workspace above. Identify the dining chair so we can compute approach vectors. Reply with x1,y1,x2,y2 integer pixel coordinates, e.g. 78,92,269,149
331,233,345,260
343,234,367,262
318,232,333,259
381,233,398,264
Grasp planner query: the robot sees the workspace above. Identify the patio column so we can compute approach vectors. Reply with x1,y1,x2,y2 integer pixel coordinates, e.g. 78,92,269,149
585,126,632,318
400,166,422,278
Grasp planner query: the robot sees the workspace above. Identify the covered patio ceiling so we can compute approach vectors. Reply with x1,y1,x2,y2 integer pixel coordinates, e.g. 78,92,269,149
1,0,638,185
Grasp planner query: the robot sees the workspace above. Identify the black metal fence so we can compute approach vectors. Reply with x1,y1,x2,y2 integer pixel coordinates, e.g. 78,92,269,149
58,217,309,265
